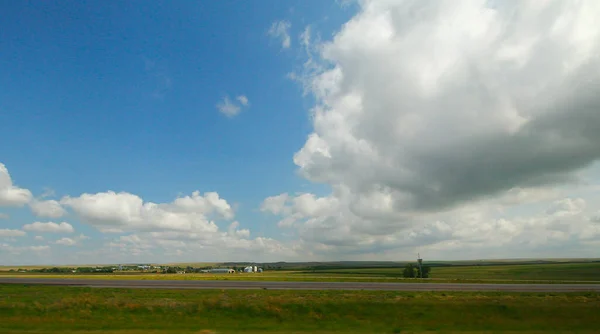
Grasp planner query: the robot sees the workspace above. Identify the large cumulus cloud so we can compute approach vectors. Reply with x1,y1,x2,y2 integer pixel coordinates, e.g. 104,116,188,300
265,0,600,255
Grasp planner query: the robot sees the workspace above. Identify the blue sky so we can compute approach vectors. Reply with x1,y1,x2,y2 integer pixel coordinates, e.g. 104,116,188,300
2,1,600,265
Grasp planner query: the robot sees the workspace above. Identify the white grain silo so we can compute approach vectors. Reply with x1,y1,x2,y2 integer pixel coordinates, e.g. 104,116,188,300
253,266,257,272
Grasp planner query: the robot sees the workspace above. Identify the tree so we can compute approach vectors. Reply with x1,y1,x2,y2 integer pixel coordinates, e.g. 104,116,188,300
416,266,431,278
403,263,431,278
402,264,416,278
163,267,177,274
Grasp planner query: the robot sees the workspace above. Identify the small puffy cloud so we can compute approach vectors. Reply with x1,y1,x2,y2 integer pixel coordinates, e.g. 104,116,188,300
23,222,74,234
236,95,249,106
29,199,66,218
216,95,250,118
0,213,8,219
268,20,291,49
0,229,26,237
55,237,76,246
34,236,44,241
0,163,32,207
216,96,240,117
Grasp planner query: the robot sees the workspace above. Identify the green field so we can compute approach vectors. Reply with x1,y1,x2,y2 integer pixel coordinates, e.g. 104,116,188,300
434,262,600,281
0,285,599,333
305,262,600,282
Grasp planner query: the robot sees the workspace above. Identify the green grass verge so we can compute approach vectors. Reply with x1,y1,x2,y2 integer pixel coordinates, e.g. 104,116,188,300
0,285,599,333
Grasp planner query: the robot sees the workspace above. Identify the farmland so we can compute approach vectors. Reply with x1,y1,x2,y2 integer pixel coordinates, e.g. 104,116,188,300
0,284,599,333
2,261,599,284
303,262,600,282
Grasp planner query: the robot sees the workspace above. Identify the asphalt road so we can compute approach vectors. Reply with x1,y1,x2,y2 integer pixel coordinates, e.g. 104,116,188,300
1,277,599,292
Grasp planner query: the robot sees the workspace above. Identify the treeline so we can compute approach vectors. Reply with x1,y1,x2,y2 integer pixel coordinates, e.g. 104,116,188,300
162,266,217,274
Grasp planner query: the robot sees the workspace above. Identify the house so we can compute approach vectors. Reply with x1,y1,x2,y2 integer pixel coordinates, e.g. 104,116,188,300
210,268,235,274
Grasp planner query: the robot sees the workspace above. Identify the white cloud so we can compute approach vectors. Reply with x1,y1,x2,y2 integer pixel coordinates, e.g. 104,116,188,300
288,25,324,96
59,189,298,260
216,96,240,117
296,0,600,211
0,229,26,237
61,190,234,232
228,221,250,239
22,222,74,234
268,20,291,49
216,95,249,117
55,237,76,246
55,234,89,246
0,213,8,219
0,163,32,207
236,95,249,106
263,0,600,257
260,193,290,215
29,199,66,218
0,162,300,263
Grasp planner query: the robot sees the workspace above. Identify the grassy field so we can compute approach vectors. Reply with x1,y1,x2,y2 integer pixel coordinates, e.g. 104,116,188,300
434,262,600,281
0,285,599,333
306,262,600,282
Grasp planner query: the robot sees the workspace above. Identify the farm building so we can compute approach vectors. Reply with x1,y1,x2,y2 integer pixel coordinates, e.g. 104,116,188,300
210,268,235,274
243,266,262,273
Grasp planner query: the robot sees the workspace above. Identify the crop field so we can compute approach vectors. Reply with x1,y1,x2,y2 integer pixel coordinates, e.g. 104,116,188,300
1,285,599,333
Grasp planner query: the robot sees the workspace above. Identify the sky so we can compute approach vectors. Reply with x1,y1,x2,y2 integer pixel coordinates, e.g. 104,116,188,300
1,0,600,265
